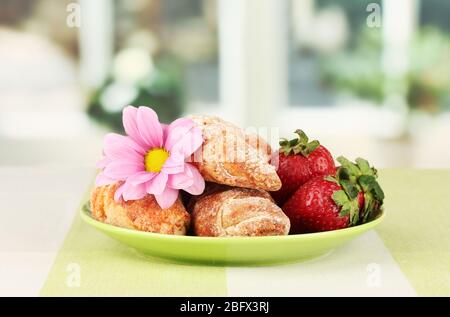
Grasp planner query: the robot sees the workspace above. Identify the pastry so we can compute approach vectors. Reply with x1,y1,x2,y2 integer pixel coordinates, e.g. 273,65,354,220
189,184,290,237
189,115,281,192
90,183,190,235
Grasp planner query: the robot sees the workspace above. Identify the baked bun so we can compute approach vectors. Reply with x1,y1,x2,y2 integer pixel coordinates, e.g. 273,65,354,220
90,183,190,235
189,115,281,192
189,184,290,237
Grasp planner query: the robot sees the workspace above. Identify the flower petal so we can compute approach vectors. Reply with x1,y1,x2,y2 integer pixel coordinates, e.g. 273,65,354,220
165,119,204,156
165,118,195,151
162,123,169,141
123,106,148,148
137,106,163,148
182,164,205,195
104,132,146,158
95,172,116,187
126,171,157,186
179,126,204,156
96,156,112,169
166,120,204,157
155,187,179,209
103,161,144,180
162,153,185,175
122,183,147,201
145,172,168,195
167,170,194,189
114,182,126,202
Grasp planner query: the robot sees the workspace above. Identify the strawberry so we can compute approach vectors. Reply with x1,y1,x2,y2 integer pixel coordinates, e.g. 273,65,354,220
271,130,335,205
282,156,384,234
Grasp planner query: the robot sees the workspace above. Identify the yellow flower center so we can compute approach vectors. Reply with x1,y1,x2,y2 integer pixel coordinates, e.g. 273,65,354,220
144,148,170,173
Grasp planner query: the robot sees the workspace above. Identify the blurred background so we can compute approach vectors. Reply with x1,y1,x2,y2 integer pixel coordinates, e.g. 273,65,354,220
1,0,449,168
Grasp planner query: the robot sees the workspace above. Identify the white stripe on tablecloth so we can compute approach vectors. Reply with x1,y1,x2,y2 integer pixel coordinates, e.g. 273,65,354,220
226,231,416,296
0,167,93,296
0,251,59,296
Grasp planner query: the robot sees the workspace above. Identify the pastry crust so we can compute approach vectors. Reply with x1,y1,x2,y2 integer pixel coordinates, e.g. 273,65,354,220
189,115,281,192
189,185,290,237
90,183,190,235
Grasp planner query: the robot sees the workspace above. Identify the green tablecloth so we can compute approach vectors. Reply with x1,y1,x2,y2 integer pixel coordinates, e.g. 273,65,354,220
40,170,450,296
376,170,450,296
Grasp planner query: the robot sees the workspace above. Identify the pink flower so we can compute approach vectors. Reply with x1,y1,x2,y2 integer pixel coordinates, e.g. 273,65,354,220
95,106,205,209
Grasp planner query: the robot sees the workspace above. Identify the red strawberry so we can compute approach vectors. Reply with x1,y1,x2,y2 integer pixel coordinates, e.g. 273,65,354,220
357,191,365,214
271,130,335,205
282,156,384,234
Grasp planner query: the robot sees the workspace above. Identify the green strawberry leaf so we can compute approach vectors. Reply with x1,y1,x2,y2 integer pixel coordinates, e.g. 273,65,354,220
339,200,359,224
349,199,360,225
340,180,359,199
279,130,320,156
279,138,288,147
350,211,359,225
337,167,350,181
339,203,351,217
333,190,349,206
305,140,320,154
337,156,360,177
355,158,373,176
324,175,339,184
371,181,385,201
358,175,384,202
373,167,379,177
362,192,378,223
358,175,376,192
294,129,309,144
292,145,302,155
289,138,297,147
334,156,385,226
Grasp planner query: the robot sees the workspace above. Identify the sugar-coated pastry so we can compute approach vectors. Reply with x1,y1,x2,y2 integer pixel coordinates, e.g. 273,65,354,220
189,184,290,237
189,115,281,192
90,183,190,235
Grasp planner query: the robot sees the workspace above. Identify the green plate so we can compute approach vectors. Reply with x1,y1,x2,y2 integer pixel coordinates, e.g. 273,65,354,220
80,207,385,266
